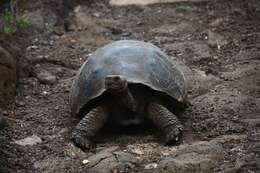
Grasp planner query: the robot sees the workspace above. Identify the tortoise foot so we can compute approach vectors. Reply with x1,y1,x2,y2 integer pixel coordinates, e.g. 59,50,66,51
72,134,96,151
165,125,183,145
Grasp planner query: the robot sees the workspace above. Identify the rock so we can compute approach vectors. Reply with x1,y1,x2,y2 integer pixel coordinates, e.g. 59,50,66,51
0,46,16,105
159,152,216,173
210,18,224,27
211,135,247,144
144,163,158,169
175,141,224,157
156,136,247,172
26,45,38,51
157,140,225,173
128,147,144,155
87,146,119,168
14,135,42,146
110,0,209,6
87,147,140,173
114,151,140,163
82,159,90,164
36,69,57,84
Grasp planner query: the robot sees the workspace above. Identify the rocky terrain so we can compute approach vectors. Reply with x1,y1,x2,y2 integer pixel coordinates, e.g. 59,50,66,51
0,0,259,172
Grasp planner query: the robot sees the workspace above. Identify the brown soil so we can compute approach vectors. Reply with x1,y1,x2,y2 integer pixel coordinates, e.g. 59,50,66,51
0,0,259,172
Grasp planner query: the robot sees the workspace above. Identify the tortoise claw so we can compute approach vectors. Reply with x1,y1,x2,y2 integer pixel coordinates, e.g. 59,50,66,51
72,135,96,152
165,126,183,145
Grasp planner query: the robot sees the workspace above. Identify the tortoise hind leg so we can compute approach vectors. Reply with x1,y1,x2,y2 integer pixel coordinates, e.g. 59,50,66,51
147,102,183,145
72,105,108,151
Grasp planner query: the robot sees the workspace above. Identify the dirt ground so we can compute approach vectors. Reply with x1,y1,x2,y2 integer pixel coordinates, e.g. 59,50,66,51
0,0,260,172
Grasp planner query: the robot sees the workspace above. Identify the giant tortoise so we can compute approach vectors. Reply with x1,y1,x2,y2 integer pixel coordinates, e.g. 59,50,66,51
70,40,187,150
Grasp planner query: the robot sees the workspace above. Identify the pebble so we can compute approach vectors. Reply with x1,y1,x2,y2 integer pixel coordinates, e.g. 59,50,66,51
36,69,57,84
70,39,77,44
82,159,90,164
92,13,100,18
144,163,158,169
161,151,170,156
129,148,144,155
14,135,42,146
42,91,48,95
26,45,38,51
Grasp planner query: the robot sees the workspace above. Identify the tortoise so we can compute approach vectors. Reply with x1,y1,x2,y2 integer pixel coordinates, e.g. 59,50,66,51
70,40,187,150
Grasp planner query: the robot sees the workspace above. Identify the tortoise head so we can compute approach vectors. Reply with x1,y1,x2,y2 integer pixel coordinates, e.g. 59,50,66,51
105,75,128,93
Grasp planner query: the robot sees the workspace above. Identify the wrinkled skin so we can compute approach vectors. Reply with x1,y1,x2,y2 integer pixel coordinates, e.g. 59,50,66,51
72,75,183,151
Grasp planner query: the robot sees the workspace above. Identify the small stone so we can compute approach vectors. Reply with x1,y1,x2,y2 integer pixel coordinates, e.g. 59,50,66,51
58,128,69,135
36,69,57,84
82,159,90,164
87,146,119,167
145,163,158,169
210,18,223,27
54,106,59,110
129,148,144,155
92,13,100,18
34,38,39,42
70,39,77,43
14,134,42,146
36,55,44,61
161,151,170,156
26,45,38,51
137,21,143,25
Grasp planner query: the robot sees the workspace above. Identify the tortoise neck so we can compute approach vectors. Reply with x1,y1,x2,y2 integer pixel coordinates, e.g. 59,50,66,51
111,88,136,111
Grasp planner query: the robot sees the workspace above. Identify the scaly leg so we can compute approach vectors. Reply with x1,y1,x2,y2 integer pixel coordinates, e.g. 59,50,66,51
72,105,108,151
147,102,183,144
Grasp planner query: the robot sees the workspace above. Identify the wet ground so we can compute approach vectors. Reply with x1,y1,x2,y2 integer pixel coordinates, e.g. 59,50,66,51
0,0,260,172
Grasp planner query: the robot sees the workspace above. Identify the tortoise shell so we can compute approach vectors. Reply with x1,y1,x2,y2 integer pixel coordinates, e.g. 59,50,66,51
70,40,187,115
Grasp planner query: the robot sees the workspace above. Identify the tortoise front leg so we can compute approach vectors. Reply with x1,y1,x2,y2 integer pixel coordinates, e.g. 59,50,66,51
147,102,183,145
72,105,108,151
